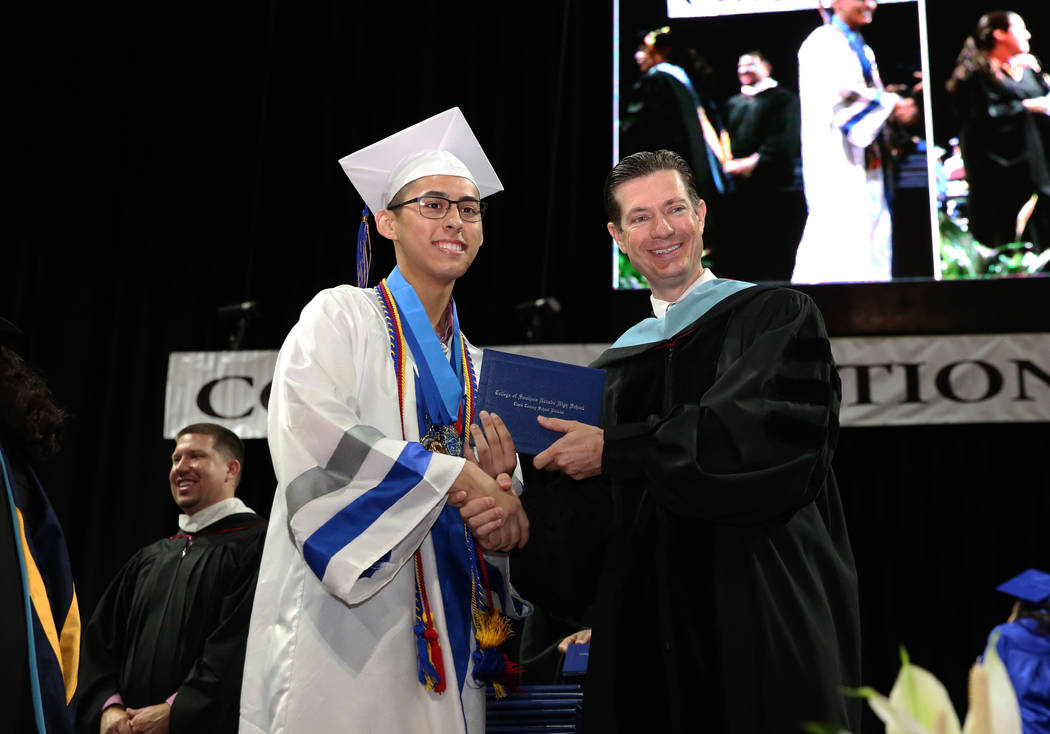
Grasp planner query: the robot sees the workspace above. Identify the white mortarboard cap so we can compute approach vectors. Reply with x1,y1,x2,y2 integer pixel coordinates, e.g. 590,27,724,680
338,107,503,215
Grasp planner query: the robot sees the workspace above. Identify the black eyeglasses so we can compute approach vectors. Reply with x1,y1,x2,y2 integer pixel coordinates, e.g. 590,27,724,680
387,196,487,222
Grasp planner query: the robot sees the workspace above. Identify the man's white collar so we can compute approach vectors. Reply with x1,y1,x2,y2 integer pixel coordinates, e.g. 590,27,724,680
651,269,718,319
179,497,253,533
740,77,779,97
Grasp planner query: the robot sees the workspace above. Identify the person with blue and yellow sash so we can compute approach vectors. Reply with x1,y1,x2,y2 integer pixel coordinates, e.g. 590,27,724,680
240,108,530,734
0,318,79,734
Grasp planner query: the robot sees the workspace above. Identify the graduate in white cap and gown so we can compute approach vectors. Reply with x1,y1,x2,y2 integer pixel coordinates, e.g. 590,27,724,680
792,0,904,284
240,108,531,734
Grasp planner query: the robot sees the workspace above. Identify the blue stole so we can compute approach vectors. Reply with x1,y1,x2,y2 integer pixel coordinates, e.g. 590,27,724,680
830,14,891,201
832,15,873,85
382,267,476,695
385,267,467,428
611,278,756,350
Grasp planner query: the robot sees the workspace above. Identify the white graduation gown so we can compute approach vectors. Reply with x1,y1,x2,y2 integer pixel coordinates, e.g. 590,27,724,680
239,285,527,734
793,22,899,284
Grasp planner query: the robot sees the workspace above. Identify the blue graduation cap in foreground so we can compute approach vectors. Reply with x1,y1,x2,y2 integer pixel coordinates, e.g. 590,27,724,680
996,568,1050,606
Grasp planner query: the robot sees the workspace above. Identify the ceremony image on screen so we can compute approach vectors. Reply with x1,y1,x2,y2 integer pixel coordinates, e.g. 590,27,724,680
613,0,1050,288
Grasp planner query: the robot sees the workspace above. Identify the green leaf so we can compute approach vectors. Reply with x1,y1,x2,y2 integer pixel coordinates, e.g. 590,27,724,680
802,723,853,734
843,686,882,700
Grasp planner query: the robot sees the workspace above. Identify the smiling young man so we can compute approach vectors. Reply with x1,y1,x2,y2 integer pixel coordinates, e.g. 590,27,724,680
78,423,266,734
523,150,861,732
240,108,529,734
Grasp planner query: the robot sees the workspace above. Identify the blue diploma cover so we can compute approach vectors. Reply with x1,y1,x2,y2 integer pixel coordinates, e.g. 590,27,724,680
561,642,590,677
475,350,605,456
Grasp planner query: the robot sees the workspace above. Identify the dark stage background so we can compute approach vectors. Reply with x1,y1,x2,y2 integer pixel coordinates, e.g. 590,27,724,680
4,0,1049,726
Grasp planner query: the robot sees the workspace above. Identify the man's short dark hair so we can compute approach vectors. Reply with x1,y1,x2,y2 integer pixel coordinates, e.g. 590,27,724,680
649,31,673,54
741,50,772,71
177,423,246,467
604,150,700,227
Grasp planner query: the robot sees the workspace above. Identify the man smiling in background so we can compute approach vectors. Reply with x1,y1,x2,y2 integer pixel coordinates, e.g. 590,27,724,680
79,423,265,734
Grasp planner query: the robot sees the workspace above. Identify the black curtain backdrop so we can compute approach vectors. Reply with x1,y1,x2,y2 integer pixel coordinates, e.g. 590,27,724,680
4,0,1049,726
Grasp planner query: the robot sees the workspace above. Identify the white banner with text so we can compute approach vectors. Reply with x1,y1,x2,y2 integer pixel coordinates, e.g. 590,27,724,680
164,350,278,439
163,333,1050,438
831,333,1050,426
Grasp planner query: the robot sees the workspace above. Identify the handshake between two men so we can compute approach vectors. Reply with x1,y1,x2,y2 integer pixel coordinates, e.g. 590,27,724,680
449,409,603,552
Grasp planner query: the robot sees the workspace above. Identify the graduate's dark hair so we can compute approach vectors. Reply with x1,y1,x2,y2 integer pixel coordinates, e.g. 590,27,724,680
604,149,700,227
0,345,67,464
386,177,481,211
1015,602,1050,635
177,423,246,476
947,11,1016,94
741,49,772,72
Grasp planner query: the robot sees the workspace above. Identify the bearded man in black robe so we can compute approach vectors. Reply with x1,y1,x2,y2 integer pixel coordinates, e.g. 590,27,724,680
719,51,803,282
78,424,265,734
516,150,861,733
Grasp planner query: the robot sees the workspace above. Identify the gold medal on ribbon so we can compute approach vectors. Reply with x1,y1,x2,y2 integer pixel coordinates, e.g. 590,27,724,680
420,417,463,457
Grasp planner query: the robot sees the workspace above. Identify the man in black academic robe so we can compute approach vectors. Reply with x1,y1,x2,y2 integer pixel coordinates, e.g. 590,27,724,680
719,51,804,281
518,150,861,733
78,424,266,734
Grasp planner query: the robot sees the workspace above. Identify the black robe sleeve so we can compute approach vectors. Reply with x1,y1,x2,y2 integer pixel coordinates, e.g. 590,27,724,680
514,469,612,617
169,531,263,734
77,552,144,734
601,288,838,525
726,88,800,190
753,90,800,188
